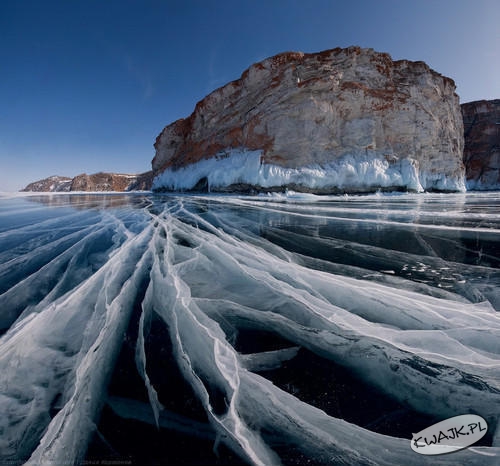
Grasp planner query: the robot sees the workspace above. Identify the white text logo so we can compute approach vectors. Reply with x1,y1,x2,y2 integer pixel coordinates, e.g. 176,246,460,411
411,414,488,455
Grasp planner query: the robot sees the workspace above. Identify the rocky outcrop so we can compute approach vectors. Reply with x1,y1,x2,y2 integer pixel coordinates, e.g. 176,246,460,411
153,46,465,193
21,176,73,192
462,99,500,190
22,171,153,192
126,171,154,191
69,171,153,191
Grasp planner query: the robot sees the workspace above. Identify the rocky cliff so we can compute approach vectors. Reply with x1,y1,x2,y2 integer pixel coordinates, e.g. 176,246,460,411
22,171,153,192
153,46,465,193
462,99,500,190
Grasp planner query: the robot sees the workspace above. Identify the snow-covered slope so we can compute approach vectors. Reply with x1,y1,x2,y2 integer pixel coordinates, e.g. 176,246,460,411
21,175,73,192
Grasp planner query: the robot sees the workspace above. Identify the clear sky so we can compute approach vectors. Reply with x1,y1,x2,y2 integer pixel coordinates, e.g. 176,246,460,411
1,0,499,191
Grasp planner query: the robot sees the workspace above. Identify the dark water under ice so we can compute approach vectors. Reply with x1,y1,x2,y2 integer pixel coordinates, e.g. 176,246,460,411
0,191,499,465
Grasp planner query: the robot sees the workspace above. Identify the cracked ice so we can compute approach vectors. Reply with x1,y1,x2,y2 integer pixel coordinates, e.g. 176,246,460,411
0,191,499,465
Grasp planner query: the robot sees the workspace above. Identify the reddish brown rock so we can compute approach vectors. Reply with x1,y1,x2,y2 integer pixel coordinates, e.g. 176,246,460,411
462,99,500,190
153,46,465,193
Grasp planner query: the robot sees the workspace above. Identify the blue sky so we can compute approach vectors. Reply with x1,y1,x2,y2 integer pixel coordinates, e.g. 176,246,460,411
1,0,499,191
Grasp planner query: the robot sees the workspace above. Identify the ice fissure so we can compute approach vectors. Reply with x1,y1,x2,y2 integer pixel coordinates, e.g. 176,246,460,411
0,193,499,465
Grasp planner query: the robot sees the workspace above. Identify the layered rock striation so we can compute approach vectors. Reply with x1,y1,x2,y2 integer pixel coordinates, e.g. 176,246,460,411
22,171,153,192
153,46,465,193
462,99,500,190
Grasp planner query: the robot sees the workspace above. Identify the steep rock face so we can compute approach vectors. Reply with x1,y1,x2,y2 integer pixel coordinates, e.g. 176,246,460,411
22,171,153,192
126,170,154,191
462,99,500,190
153,46,465,193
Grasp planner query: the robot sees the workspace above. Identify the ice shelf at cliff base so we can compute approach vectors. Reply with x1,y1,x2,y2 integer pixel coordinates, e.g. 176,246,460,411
152,46,466,193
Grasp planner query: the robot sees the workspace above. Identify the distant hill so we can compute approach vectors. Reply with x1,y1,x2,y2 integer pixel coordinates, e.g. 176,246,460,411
21,171,153,192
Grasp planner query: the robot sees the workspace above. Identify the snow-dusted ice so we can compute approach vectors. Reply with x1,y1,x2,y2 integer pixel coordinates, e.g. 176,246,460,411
0,191,499,465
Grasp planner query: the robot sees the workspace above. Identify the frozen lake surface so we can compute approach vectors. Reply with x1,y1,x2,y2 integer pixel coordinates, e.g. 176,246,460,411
0,191,499,465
